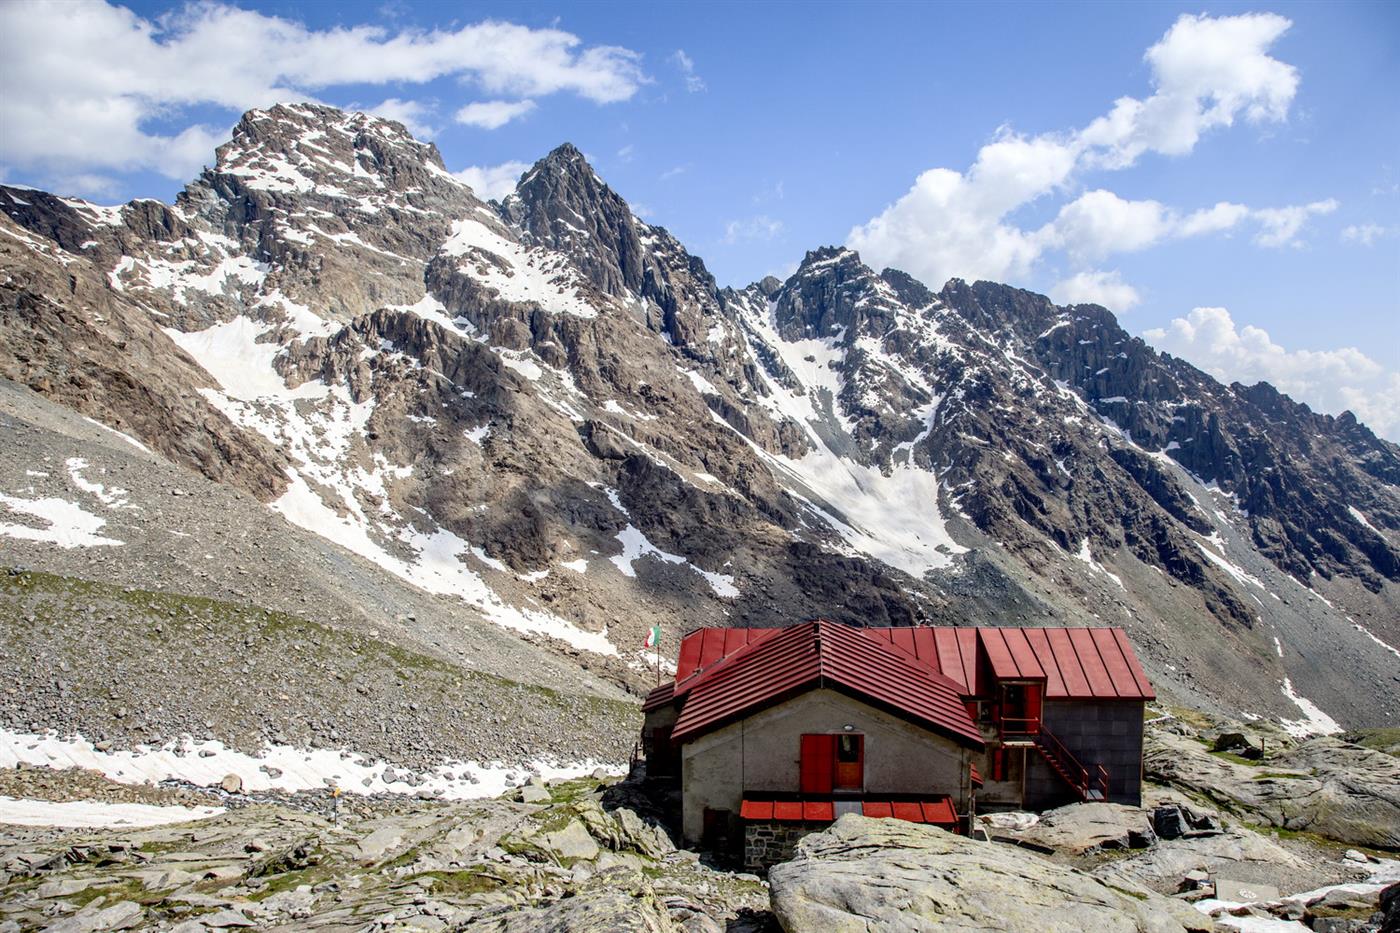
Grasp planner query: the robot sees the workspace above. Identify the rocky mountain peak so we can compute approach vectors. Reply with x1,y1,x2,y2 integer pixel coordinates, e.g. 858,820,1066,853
771,246,904,343
3,100,1400,748
500,142,644,299
498,142,725,348
208,102,456,200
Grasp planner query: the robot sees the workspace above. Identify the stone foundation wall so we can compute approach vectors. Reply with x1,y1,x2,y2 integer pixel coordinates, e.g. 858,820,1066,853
743,821,825,871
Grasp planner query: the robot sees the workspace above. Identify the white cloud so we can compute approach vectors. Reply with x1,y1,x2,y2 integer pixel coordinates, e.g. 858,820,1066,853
1050,270,1142,311
454,99,537,130
1145,307,1400,440
0,1,645,183
671,49,706,93
1043,190,1331,259
1047,190,1173,260
454,160,530,201
46,173,123,200
1081,12,1299,167
1251,199,1338,247
848,13,1314,291
616,144,635,162
365,97,438,138
724,215,784,244
1341,223,1392,246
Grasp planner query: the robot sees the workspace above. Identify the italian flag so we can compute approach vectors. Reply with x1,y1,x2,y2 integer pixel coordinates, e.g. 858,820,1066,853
643,625,660,649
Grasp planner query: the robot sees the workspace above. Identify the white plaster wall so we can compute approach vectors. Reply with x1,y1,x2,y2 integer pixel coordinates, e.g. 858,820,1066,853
680,688,974,843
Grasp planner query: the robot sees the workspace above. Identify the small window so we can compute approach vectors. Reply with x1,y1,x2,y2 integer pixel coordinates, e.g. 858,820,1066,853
836,734,861,762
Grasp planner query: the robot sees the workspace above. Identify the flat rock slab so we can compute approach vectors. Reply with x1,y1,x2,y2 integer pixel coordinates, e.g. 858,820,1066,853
1007,802,1157,854
768,814,1211,933
1092,828,1312,895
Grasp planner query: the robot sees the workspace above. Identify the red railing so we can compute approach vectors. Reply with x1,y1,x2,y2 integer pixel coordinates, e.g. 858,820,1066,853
1034,725,1108,801
998,716,1041,737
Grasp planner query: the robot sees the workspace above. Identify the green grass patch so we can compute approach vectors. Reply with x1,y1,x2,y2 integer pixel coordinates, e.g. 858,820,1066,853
246,864,332,901
1344,728,1400,758
0,568,639,727
408,868,503,897
1239,821,1394,856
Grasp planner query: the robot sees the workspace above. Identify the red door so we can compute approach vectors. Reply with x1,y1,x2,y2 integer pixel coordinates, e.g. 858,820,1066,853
834,734,864,790
800,734,835,794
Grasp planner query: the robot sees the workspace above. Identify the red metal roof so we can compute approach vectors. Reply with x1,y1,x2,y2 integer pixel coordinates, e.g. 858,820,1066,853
669,621,984,747
642,680,675,713
675,626,779,681
876,626,1154,700
667,624,1154,702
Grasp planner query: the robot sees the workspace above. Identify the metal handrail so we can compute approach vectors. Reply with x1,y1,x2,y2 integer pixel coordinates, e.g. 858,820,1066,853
1036,725,1088,791
999,716,1041,735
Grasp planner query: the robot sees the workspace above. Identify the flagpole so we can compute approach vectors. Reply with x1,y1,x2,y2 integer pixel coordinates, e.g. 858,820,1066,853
655,627,661,686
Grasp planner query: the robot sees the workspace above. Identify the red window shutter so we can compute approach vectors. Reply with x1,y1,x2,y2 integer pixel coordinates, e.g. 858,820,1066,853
992,748,1005,782
1026,685,1042,725
800,734,835,794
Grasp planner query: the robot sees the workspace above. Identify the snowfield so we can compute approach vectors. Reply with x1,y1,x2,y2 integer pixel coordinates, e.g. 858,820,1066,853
0,729,622,803
0,493,123,548
0,796,224,828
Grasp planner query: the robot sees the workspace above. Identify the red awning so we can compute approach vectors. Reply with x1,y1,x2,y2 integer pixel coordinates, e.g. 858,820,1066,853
739,799,834,822
740,796,955,825
860,797,957,825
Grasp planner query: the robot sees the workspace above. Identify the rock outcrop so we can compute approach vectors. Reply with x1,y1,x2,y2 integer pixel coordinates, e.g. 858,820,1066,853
3,100,1398,747
1146,729,1400,849
0,775,766,932
767,813,1210,932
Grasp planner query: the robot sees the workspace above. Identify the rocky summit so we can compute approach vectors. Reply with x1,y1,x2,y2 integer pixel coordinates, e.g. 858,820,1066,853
0,101,1398,929
2,103,1396,743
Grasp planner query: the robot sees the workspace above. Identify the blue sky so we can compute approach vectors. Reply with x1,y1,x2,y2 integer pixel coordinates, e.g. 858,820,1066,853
1,1,1397,436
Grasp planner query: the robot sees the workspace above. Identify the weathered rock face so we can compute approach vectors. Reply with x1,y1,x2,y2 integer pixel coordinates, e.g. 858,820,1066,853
2,101,1398,738
0,776,767,933
1146,728,1400,850
767,813,1210,932
1091,827,1313,895
949,281,1400,592
996,802,1158,855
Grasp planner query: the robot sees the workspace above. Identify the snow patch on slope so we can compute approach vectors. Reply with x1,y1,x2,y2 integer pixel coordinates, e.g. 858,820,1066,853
0,494,123,548
0,729,619,803
1278,678,1343,737
0,796,223,828
725,294,964,576
442,219,598,318
1075,539,1125,589
167,316,619,656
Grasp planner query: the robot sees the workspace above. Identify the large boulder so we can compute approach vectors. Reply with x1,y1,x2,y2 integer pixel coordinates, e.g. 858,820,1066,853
1004,802,1157,854
1211,731,1264,760
767,814,1211,932
1092,828,1318,895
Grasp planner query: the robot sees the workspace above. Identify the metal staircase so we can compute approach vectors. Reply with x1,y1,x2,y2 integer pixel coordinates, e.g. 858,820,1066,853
1034,725,1109,802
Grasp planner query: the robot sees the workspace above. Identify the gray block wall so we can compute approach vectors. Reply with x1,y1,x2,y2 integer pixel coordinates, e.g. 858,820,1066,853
1026,699,1144,808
